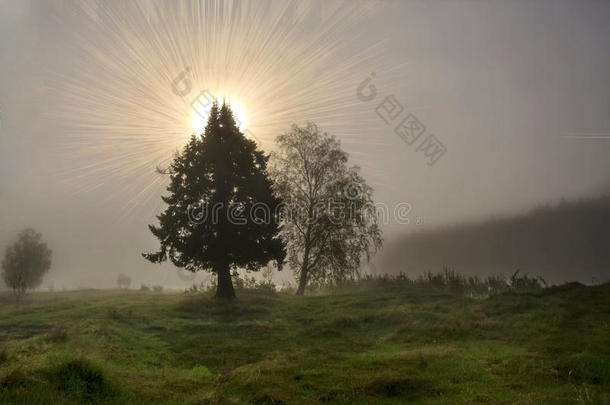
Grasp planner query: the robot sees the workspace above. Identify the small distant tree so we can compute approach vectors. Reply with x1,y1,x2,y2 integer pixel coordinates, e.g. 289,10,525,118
1,228,52,301
143,102,285,299
117,273,132,289
270,123,382,295
260,264,275,289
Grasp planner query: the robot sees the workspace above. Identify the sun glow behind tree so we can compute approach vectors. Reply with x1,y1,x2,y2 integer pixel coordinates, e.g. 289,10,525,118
43,1,405,219
191,98,248,135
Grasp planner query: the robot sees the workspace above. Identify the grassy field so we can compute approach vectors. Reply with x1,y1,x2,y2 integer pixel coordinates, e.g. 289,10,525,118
0,282,608,404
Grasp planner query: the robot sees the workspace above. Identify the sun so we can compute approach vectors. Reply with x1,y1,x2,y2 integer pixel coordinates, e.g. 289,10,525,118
191,98,248,135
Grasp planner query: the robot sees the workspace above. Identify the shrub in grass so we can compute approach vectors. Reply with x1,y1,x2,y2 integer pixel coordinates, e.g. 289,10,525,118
152,285,163,293
104,307,133,321
105,308,121,320
466,276,490,297
364,377,438,400
557,353,610,385
509,270,546,292
486,274,510,295
52,359,116,399
46,324,69,342
191,365,214,380
0,346,8,364
0,369,31,390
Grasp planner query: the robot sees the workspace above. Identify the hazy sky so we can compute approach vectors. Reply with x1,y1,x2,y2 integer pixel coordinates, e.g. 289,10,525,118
1,0,609,288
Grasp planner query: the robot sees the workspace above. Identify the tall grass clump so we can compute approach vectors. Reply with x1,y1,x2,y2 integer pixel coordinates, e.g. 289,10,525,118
314,267,546,297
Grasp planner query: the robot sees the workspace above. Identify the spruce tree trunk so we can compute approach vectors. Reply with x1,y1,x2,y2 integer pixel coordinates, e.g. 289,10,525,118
214,262,236,299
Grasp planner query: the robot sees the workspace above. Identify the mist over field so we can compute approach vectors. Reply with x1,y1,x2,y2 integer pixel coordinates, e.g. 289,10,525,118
1,0,609,290
0,1,609,403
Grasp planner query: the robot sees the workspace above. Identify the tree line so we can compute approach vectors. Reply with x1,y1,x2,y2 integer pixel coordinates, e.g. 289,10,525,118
381,195,610,284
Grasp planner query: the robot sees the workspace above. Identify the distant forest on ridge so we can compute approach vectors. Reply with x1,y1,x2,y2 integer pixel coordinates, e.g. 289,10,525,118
381,194,610,284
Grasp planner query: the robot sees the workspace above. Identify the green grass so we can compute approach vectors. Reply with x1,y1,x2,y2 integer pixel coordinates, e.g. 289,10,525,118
0,283,608,404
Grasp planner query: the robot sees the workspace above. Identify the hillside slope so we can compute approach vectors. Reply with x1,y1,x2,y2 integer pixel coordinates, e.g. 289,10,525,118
0,284,608,404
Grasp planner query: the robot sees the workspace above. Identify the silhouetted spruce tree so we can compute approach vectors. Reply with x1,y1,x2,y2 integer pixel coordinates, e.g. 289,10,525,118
143,102,285,299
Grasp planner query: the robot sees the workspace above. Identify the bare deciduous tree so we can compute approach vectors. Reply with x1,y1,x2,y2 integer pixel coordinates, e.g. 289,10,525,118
271,123,382,295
